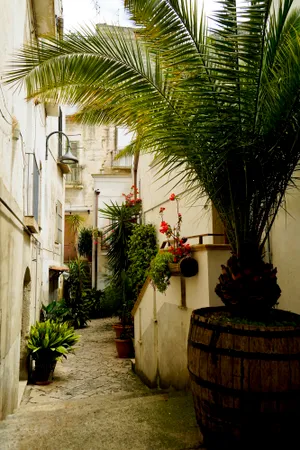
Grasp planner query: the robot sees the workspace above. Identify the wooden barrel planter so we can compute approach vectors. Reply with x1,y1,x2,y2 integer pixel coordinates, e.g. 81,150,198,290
188,306,300,449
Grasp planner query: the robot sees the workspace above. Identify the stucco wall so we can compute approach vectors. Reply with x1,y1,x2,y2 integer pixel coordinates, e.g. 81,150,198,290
93,172,132,289
271,186,300,314
0,0,64,419
65,118,117,218
133,245,231,390
137,153,221,246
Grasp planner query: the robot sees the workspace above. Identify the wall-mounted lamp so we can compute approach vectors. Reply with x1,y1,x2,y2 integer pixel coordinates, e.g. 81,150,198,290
46,131,79,164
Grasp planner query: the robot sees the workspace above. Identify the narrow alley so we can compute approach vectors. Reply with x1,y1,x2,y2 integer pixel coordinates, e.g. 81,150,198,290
0,319,201,450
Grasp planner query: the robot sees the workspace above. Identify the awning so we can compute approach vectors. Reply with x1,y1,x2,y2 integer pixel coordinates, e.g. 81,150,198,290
49,265,69,272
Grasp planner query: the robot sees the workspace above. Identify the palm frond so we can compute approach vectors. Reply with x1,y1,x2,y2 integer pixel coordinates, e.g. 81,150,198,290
5,0,300,268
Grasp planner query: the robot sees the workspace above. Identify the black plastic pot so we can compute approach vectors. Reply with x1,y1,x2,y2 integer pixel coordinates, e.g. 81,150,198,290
34,360,57,385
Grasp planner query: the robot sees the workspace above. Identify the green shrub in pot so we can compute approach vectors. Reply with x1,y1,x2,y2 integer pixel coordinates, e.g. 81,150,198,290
27,320,80,384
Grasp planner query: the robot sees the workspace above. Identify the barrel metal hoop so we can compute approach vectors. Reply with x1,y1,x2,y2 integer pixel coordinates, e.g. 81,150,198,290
190,316,300,338
188,339,300,360
188,369,300,399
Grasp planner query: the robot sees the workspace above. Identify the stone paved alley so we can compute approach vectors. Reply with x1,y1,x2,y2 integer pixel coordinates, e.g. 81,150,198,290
0,318,202,450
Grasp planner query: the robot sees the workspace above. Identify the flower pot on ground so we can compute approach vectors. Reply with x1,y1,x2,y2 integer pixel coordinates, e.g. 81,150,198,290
112,323,134,339
34,360,57,385
27,320,79,385
115,337,134,358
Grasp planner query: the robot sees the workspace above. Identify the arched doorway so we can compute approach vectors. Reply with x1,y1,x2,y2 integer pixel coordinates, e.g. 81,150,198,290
19,267,31,381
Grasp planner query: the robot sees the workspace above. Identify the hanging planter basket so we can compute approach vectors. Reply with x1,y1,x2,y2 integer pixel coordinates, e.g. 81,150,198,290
168,262,181,273
169,257,199,277
180,256,198,278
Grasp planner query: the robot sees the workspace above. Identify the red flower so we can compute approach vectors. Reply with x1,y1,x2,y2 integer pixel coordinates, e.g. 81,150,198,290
169,193,176,201
159,207,166,213
159,220,169,234
178,212,182,217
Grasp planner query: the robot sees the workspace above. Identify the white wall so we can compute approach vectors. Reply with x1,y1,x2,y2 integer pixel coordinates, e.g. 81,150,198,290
65,118,117,226
93,173,133,230
271,185,300,314
0,0,65,419
133,245,231,389
138,153,216,247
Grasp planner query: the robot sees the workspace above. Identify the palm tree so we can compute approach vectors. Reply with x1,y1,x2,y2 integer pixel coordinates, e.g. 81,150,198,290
6,0,300,317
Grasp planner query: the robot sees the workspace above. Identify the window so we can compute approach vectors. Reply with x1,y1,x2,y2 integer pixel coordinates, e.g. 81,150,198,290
65,142,82,184
56,201,63,244
113,127,133,168
24,153,40,223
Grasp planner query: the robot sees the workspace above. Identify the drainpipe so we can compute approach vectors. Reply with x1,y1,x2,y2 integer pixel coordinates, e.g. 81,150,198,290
94,189,100,289
133,151,140,199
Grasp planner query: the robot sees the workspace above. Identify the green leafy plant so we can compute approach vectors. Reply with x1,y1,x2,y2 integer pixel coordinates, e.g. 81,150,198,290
27,320,79,362
102,281,124,316
100,190,142,282
8,1,300,317
41,299,73,324
149,252,174,294
78,227,93,259
84,288,106,318
65,214,85,256
65,258,92,328
127,224,158,300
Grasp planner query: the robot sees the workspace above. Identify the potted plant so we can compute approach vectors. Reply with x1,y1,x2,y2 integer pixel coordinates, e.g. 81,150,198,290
27,320,79,385
158,194,198,278
114,273,134,358
100,188,142,338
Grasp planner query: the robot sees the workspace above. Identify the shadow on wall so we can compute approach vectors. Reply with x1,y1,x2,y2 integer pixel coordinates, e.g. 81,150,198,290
133,245,231,390
19,267,31,381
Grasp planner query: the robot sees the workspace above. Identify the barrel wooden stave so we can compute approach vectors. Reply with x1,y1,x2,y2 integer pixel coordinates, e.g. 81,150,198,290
188,307,300,448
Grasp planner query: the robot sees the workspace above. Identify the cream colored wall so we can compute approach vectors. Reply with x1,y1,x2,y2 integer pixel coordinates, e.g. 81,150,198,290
138,153,214,246
65,119,116,218
93,172,133,289
0,0,64,419
133,245,230,390
271,186,300,314
93,173,133,230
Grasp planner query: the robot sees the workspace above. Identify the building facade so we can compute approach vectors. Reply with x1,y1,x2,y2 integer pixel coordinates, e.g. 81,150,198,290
64,117,133,284
0,0,67,419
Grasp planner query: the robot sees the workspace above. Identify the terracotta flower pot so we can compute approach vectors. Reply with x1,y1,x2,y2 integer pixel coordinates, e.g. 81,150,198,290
112,323,134,338
115,338,133,358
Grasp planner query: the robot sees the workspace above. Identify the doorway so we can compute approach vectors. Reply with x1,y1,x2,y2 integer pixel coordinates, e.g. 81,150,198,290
19,267,31,381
